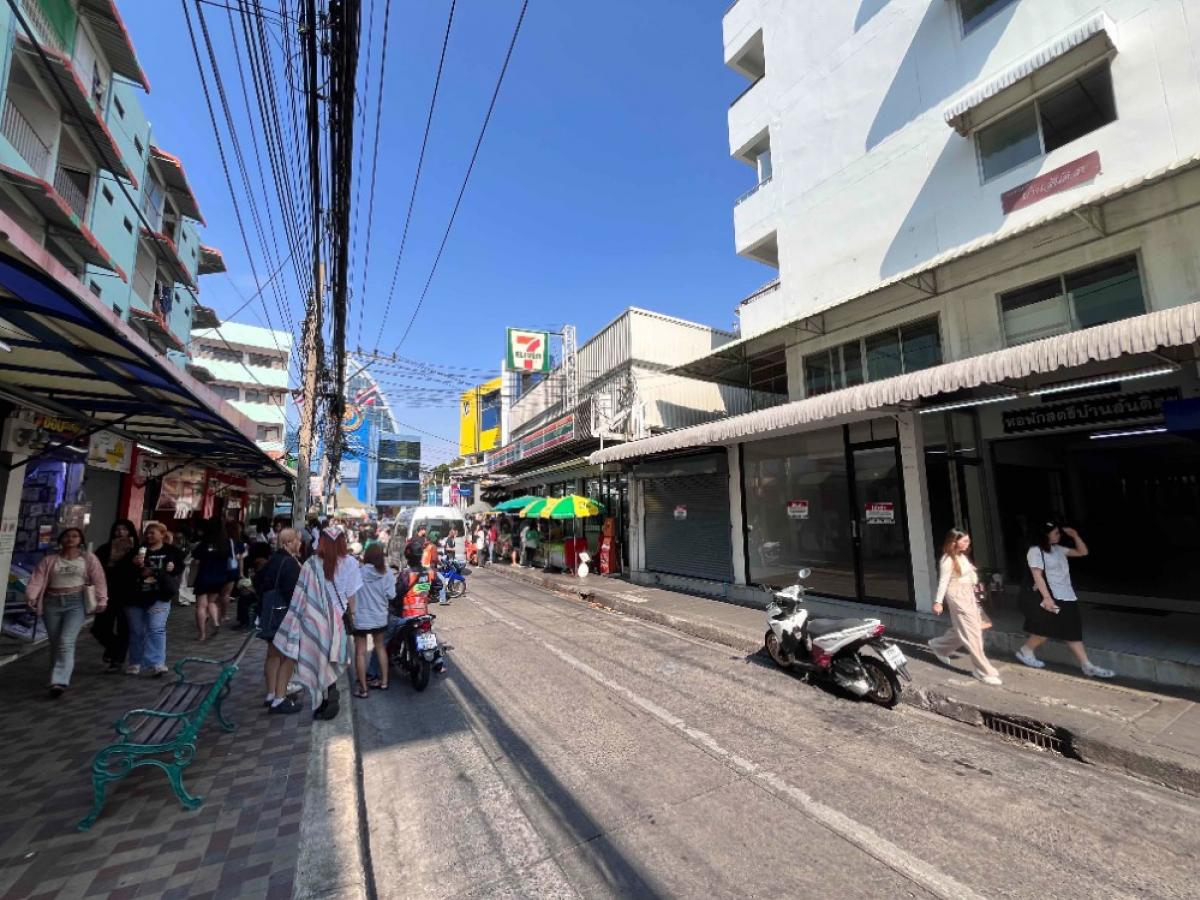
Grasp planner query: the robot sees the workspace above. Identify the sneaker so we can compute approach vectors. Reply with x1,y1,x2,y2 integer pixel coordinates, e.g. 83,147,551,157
270,697,302,715
973,672,1003,686
1082,662,1115,679
124,664,141,676
1014,647,1045,669
928,645,957,667
149,665,170,678
48,684,66,698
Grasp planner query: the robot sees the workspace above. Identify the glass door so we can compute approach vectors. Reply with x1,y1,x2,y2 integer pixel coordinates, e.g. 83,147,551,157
849,443,913,608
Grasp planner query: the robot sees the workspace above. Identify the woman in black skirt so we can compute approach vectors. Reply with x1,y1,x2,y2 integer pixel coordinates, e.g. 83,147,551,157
1016,521,1113,678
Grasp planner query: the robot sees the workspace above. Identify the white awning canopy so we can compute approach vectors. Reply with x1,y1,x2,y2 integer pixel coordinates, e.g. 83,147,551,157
591,302,1200,465
944,13,1117,135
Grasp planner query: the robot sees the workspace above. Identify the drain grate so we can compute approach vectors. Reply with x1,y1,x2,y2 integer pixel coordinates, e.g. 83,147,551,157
980,711,1070,755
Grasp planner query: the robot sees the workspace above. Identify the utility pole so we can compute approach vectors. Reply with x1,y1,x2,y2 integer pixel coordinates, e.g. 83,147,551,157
295,262,324,519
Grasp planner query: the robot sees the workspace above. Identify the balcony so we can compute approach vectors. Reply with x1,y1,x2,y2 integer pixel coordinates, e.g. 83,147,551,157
728,80,769,160
18,0,70,55
53,166,89,219
723,0,764,72
733,176,779,264
1,99,51,178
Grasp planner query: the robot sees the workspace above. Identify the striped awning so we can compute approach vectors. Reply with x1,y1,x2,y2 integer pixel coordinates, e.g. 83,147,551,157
944,13,1116,135
591,302,1200,464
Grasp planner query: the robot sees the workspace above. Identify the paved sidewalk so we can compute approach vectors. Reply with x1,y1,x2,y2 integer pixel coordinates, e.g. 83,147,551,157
0,598,309,900
487,565,1200,795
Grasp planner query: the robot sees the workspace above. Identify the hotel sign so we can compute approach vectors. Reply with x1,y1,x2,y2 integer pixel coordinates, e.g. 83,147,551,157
1001,388,1180,435
1001,151,1101,214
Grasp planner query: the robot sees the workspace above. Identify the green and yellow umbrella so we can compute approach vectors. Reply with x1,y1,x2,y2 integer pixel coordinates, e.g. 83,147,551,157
535,495,606,520
495,495,540,512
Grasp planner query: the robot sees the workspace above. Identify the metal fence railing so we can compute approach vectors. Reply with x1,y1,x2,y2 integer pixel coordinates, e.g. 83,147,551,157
2,100,51,178
53,166,88,218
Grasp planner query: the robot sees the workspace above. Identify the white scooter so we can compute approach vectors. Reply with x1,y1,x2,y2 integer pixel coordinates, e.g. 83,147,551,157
764,569,911,708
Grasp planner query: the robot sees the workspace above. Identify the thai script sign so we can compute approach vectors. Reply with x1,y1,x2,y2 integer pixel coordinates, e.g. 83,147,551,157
486,413,577,473
1001,388,1180,434
1002,151,1101,214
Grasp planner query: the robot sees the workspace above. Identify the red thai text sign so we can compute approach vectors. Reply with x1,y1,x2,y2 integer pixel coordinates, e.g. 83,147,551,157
1002,151,1101,214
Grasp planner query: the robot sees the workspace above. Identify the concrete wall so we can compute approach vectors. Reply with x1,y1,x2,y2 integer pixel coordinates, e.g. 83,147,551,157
726,0,1200,337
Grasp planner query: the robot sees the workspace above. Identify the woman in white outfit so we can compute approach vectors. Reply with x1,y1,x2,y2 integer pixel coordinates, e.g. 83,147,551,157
928,529,1002,686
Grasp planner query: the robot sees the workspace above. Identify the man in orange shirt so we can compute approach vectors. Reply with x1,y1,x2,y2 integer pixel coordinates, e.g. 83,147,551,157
421,531,449,605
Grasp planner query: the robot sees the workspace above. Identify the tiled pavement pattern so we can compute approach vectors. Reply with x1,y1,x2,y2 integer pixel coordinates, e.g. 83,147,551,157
0,603,311,900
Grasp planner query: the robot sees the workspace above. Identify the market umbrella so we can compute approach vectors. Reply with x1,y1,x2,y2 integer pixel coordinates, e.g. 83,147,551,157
495,495,539,512
518,497,552,518
464,500,493,514
537,495,606,519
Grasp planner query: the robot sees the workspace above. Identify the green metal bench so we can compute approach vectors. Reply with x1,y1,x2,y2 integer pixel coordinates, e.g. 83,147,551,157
77,631,257,831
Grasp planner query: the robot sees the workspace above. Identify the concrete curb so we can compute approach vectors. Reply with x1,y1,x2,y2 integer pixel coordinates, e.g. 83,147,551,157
489,566,1200,796
295,671,371,900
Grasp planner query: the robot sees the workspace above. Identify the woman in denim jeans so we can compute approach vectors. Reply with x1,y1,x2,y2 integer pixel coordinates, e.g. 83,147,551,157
126,521,184,677
26,528,108,698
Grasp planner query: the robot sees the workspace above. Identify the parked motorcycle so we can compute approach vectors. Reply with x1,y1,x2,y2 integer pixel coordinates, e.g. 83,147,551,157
387,613,441,691
438,558,469,599
764,569,910,707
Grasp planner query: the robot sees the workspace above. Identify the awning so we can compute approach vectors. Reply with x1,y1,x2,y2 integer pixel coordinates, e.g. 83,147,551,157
0,165,125,276
140,227,195,289
944,13,1116,135
0,251,288,480
15,35,136,185
149,146,204,223
198,245,226,275
75,0,150,93
192,304,220,329
592,302,1200,464
129,306,183,351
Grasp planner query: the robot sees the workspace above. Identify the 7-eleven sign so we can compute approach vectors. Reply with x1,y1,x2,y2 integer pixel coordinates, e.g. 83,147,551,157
506,328,550,373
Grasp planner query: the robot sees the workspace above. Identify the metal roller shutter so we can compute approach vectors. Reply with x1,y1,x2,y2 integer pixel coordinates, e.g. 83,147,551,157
642,473,733,582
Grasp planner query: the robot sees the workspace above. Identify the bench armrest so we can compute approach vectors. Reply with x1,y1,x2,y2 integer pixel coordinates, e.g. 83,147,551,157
172,657,224,679
114,708,191,738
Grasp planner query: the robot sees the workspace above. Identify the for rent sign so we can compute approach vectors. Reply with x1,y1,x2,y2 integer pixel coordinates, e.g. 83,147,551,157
506,328,551,373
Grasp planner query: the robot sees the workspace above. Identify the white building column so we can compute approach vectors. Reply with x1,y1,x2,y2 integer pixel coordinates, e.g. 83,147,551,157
728,443,747,585
627,474,645,574
897,412,937,612
0,452,27,584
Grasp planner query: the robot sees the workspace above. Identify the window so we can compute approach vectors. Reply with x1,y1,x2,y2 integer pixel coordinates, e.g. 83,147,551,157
804,319,941,397
1000,255,1144,344
133,135,144,157
256,425,282,442
199,345,243,364
379,439,420,461
977,63,1116,181
959,0,1018,35
88,281,101,297
377,482,421,503
113,95,125,119
271,391,286,405
244,389,271,404
379,460,420,481
747,346,788,395
122,217,133,234
209,383,240,401
101,185,113,204
247,352,278,369
805,321,941,395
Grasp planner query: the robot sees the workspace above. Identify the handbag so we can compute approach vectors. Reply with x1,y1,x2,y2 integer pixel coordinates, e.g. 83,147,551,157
329,566,353,632
256,557,293,640
83,553,98,613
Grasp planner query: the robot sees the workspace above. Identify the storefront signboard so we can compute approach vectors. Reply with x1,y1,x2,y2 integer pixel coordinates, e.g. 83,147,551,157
87,432,132,473
506,328,551,373
864,502,895,525
0,516,17,557
486,413,578,473
674,505,687,521
2,410,88,455
1001,388,1181,435
1001,151,1101,214
786,500,809,520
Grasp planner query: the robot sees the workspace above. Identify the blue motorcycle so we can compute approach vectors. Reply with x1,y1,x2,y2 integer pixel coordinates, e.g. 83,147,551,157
438,558,469,599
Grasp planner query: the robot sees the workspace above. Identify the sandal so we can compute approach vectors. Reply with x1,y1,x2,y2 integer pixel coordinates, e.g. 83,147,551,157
366,677,382,689
353,687,369,699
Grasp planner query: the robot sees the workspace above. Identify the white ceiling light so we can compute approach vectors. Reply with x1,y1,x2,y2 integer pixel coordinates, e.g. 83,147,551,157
1089,426,1168,440
136,443,164,456
919,394,1019,415
1029,365,1175,397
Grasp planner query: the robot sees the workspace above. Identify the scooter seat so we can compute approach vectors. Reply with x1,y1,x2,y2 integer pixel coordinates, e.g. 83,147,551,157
806,617,870,636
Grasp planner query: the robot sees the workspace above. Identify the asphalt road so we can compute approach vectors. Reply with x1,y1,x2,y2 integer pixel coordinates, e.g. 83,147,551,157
355,571,1199,900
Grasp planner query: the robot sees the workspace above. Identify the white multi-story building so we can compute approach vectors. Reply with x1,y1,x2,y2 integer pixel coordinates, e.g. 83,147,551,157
191,322,291,459
595,1,1200,660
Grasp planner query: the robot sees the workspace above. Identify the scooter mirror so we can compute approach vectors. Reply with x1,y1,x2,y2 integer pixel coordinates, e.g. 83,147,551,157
797,568,812,580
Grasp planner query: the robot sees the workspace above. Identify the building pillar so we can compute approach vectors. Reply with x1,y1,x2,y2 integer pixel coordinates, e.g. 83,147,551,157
0,452,27,585
628,476,645,574
728,443,747,585
898,412,937,611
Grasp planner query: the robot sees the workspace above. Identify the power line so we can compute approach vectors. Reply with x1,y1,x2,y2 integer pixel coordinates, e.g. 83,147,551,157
391,0,529,354
370,0,457,352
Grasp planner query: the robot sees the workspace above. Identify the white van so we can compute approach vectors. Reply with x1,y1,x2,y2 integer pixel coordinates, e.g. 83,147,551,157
388,506,467,566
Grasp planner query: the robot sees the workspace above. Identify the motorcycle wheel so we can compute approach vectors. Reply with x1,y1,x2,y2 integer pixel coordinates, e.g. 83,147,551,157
410,657,431,691
448,579,466,599
764,630,794,670
861,656,901,708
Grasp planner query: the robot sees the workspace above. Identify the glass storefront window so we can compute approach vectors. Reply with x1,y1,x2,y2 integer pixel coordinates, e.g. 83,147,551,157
743,428,856,594
865,330,903,381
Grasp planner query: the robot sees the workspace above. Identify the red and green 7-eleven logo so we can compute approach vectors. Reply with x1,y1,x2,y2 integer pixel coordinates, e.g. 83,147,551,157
507,328,549,372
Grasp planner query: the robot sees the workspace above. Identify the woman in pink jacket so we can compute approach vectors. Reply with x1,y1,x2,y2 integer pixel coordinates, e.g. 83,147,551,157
25,528,108,698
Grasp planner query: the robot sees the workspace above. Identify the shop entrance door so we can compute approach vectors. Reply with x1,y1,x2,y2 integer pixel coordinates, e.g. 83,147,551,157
848,442,913,608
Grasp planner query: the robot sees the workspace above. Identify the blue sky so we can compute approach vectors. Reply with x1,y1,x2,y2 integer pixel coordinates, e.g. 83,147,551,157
122,1,771,463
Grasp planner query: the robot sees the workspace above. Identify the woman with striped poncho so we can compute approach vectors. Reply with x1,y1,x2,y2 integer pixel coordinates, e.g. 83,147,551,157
273,524,362,716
